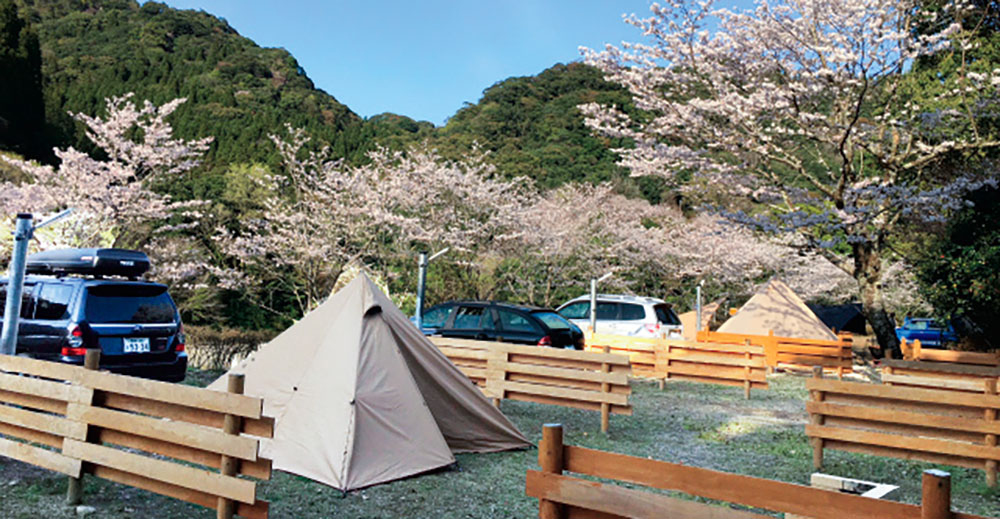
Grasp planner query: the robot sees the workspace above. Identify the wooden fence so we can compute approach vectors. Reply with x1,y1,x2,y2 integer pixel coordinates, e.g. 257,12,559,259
806,367,1000,487
883,359,1000,393
901,338,1000,367
585,333,768,398
697,329,853,377
429,337,631,432
526,424,988,519
0,351,273,518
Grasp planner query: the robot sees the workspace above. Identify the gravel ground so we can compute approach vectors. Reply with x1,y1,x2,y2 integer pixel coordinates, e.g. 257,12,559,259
0,371,997,518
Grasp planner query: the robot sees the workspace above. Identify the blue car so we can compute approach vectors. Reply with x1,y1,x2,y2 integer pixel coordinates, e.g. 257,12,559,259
895,317,959,347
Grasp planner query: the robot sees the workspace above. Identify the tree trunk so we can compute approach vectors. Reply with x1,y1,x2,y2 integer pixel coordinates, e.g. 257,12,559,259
853,241,900,357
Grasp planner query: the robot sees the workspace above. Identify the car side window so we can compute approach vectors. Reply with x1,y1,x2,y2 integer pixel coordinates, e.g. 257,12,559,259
422,305,453,328
0,283,36,319
481,309,497,331
34,284,75,321
620,303,645,321
452,306,486,330
558,302,589,320
595,302,618,320
498,309,540,333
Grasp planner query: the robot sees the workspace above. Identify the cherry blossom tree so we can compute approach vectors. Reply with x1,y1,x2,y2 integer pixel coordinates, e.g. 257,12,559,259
216,126,535,315
582,0,1000,351
0,93,212,252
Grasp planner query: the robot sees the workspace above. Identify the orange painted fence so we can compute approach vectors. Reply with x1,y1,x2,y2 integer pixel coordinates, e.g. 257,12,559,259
430,337,632,432
807,367,1000,487
527,423,988,519
585,333,768,398
883,359,1000,393
0,352,274,518
698,329,853,376
901,338,1000,367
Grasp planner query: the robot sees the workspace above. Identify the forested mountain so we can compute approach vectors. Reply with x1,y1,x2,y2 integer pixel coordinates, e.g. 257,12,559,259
6,0,659,200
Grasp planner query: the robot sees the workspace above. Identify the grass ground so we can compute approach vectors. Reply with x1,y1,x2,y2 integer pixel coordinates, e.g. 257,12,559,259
0,370,997,518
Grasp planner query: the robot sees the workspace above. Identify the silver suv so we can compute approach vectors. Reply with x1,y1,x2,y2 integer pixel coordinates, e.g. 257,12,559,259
556,294,683,338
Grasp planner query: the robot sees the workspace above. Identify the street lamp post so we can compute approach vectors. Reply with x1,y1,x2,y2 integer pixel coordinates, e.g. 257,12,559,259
589,272,613,335
1,209,74,356
415,247,449,331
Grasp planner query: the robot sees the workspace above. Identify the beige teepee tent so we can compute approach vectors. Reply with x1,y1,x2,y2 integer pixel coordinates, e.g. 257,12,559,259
209,274,529,491
678,300,722,340
717,278,837,341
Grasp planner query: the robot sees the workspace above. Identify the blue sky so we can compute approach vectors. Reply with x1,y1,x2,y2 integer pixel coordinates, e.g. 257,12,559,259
160,1,750,126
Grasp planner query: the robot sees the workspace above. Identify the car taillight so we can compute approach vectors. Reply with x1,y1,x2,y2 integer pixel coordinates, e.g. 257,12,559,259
61,347,87,357
645,323,660,334
175,323,186,352
67,325,84,348
537,335,552,347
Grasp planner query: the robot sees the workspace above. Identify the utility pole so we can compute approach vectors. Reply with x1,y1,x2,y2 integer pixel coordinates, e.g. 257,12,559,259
414,247,449,330
1,209,74,355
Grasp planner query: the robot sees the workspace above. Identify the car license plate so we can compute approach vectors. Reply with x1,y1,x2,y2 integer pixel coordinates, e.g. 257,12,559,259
123,337,150,353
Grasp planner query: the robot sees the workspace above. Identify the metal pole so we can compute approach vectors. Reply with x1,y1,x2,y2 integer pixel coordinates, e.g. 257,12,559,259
696,283,703,332
1,214,33,356
589,278,597,334
415,253,428,330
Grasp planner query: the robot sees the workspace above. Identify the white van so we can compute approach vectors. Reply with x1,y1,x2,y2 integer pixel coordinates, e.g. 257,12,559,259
556,294,683,338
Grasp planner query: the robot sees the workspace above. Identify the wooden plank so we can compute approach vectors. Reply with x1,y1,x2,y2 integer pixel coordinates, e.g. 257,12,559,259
435,336,631,365
0,436,81,477
662,351,764,368
0,354,81,381
0,388,66,414
495,360,629,386
0,372,93,404
97,429,271,480
808,401,1000,435
67,404,258,462
561,445,929,519
884,360,1000,377
74,370,263,419
882,373,986,392
666,375,769,390
806,424,1000,461
0,421,63,448
62,439,257,504
101,393,274,439
0,403,87,440
917,349,999,366
436,346,490,361
663,363,759,381
526,471,771,519
505,373,631,395
823,439,984,470
661,340,766,355
807,378,1000,409
499,380,629,406
91,465,269,519
503,391,632,415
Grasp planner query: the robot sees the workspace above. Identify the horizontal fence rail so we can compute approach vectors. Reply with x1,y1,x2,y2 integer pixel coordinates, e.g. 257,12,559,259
901,339,1000,367
882,359,1000,393
585,334,769,398
0,352,274,518
697,329,853,377
807,367,1000,487
429,337,631,432
527,424,990,519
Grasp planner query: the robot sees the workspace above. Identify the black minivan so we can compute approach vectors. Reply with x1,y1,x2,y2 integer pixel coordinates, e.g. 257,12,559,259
0,248,187,382
418,301,585,349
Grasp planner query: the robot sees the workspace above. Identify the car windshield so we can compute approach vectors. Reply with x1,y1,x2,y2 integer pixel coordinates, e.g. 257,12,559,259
533,311,573,330
85,285,175,324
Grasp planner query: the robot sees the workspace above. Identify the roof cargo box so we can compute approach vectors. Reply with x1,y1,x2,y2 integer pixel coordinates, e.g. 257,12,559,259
26,248,150,278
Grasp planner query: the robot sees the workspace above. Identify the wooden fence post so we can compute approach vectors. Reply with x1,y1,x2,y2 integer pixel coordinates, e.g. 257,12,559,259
743,339,752,400
539,424,565,519
920,469,951,519
601,346,610,434
883,365,894,386
660,341,670,391
985,379,998,487
66,348,100,506
216,373,245,519
766,330,777,374
913,339,922,362
485,347,505,408
810,366,825,470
